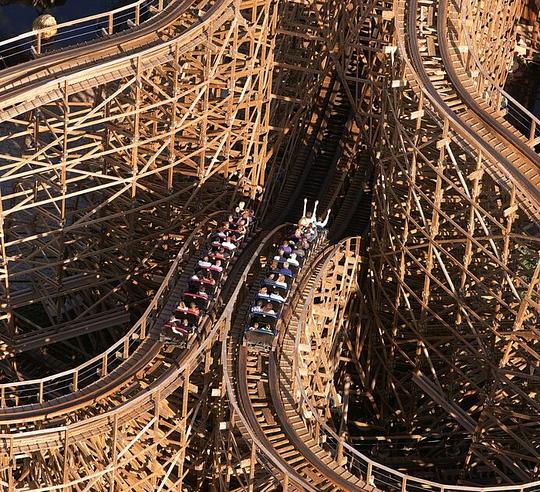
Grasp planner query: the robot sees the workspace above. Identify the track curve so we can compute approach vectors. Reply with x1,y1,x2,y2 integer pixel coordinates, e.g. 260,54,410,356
0,211,232,425
396,0,540,219
0,0,232,120
0,220,271,461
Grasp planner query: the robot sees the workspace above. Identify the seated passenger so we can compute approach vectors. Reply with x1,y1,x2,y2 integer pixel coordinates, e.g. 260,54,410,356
287,253,299,268
198,287,209,299
263,273,278,288
201,272,216,286
280,240,292,256
228,229,244,240
270,259,280,270
270,291,286,302
230,220,246,235
251,300,264,313
179,317,196,334
210,259,223,273
221,236,237,251
315,208,331,229
257,286,271,300
189,273,201,286
168,313,183,324
198,256,212,269
299,198,317,227
244,211,254,225
279,262,293,277
212,229,227,240
273,250,287,262
227,215,239,229
248,321,260,332
262,303,276,315
184,291,208,311
171,320,189,336
176,301,189,314
276,274,288,288
305,224,317,243
293,246,306,259
209,246,229,260
260,323,273,334
289,228,303,243
187,302,200,316
299,238,310,250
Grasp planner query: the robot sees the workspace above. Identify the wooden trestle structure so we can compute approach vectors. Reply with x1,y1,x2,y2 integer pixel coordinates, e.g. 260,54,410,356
0,0,537,489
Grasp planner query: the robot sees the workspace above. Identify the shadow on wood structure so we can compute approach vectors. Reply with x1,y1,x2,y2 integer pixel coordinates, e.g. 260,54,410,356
0,0,536,489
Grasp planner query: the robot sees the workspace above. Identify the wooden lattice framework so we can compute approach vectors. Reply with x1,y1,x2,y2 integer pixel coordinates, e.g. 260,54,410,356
0,0,537,489
352,0,540,485
0,0,277,371
293,237,364,457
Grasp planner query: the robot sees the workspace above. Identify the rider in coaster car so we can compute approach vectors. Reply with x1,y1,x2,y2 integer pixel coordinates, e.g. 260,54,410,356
278,262,293,277
198,256,212,269
251,300,264,313
275,274,288,288
257,286,271,299
221,236,237,251
270,290,286,303
210,259,223,272
315,208,331,229
287,253,299,267
262,303,276,315
280,240,292,256
299,198,318,228
304,224,317,243
264,273,278,288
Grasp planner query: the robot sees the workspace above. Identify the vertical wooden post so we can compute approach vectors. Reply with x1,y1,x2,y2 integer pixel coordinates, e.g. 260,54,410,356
108,414,119,491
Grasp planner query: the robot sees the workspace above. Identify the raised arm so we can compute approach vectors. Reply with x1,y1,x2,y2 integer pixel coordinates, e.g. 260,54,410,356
302,197,307,218
312,200,319,222
319,209,331,228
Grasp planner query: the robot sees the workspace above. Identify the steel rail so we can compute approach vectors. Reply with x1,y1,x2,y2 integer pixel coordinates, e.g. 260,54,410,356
292,237,540,491
394,0,540,220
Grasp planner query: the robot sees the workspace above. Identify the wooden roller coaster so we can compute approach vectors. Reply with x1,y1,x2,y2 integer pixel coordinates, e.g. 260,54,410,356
0,0,537,489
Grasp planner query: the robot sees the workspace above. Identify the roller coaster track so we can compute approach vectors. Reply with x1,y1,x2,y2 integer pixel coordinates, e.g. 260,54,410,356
0,216,268,462
0,0,537,488
0,211,228,426
395,0,540,220
0,0,263,408
0,0,224,119
222,232,375,491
